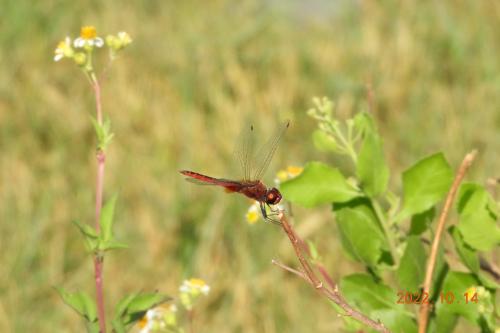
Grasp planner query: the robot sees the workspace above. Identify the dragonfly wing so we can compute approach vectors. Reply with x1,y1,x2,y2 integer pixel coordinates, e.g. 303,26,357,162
252,120,290,181
234,123,256,182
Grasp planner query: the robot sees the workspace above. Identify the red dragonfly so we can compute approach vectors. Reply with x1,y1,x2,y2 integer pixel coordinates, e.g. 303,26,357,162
180,121,290,222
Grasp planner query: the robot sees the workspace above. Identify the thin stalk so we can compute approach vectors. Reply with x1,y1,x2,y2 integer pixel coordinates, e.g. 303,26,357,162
92,76,107,333
332,124,358,164
371,200,398,266
277,212,391,333
418,150,477,333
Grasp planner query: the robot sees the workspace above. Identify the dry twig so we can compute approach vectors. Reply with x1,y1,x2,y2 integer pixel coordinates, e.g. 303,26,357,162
275,212,391,333
418,150,477,333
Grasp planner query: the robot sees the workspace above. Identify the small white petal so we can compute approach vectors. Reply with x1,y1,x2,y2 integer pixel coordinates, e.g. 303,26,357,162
95,38,104,47
54,53,63,61
73,38,83,47
145,309,156,320
201,285,210,295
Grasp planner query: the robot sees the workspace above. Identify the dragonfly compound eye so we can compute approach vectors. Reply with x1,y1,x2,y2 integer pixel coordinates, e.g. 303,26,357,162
266,188,282,205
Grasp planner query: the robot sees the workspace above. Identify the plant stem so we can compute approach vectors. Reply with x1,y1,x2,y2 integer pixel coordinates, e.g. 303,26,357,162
277,212,391,333
92,76,107,333
188,309,194,333
418,150,477,333
371,200,398,266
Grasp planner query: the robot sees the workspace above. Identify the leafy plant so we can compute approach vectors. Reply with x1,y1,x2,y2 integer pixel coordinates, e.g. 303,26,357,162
53,26,210,333
277,97,499,332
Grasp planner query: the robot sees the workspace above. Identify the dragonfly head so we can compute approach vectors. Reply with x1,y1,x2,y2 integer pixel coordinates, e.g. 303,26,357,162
265,188,282,205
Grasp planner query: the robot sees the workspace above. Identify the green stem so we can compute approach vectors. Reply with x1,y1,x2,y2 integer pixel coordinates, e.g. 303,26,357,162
372,200,398,266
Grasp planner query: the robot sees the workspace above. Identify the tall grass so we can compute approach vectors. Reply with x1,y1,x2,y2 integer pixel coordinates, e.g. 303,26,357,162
0,1,498,332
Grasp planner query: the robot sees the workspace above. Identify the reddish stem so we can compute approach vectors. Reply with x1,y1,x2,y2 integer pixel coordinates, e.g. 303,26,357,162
93,78,107,333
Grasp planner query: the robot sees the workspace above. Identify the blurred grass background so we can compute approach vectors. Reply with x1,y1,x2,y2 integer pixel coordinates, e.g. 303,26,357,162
1,0,499,332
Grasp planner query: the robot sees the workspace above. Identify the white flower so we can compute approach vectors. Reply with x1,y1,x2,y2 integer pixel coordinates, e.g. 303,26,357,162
73,26,104,48
179,278,210,296
246,201,261,224
117,31,132,46
54,37,74,61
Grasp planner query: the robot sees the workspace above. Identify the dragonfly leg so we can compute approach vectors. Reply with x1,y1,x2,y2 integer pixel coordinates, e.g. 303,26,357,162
262,203,282,226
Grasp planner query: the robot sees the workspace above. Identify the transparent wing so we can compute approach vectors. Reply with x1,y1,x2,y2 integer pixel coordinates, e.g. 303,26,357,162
234,123,256,181
252,120,290,181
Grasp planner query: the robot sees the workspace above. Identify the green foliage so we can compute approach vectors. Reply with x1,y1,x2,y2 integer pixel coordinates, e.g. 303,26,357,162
356,120,389,197
397,153,453,221
281,161,361,207
456,183,500,251
71,194,127,253
55,288,99,332
435,273,482,324
396,236,427,292
334,199,388,267
340,274,417,333
112,292,172,332
91,116,114,151
288,96,499,331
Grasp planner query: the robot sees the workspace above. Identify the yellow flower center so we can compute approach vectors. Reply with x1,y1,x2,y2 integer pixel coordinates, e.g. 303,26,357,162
138,317,147,328
189,278,206,287
287,166,303,177
80,26,97,39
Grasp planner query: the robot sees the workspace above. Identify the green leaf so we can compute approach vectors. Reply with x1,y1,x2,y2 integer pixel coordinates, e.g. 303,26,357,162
409,208,435,235
115,293,139,317
72,220,98,238
90,116,104,142
430,246,449,300
111,319,127,333
340,273,407,313
55,287,97,322
353,111,374,135
312,129,337,152
340,275,418,332
429,307,458,333
397,153,453,221
100,194,118,242
281,161,361,207
114,292,171,326
449,226,500,289
435,272,480,323
90,115,114,150
126,293,170,314
456,183,500,251
330,301,363,331
72,220,99,252
99,238,129,251
371,309,417,333
334,199,388,267
356,129,389,197
449,226,480,273
85,322,100,333
396,236,427,292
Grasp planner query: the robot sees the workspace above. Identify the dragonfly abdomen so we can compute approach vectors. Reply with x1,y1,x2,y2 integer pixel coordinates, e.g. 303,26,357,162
180,170,218,183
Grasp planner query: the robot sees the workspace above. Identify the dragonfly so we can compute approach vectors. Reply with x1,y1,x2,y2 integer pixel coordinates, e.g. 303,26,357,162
180,120,290,222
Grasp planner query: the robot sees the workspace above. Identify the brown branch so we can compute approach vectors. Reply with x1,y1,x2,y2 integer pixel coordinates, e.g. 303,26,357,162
418,150,477,333
276,212,391,333
271,259,310,282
